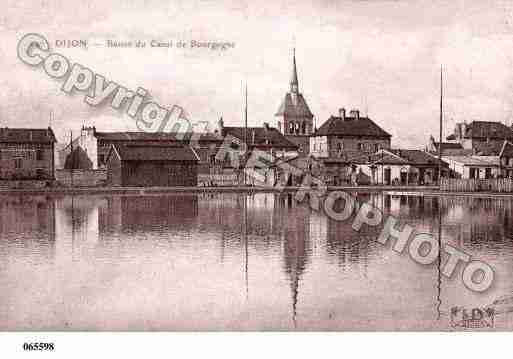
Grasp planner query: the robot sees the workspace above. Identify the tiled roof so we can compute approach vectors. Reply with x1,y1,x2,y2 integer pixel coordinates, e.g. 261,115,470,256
314,116,391,138
368,152,408,165
473,141,504,156
275,93,313,118
463,121,513,140
223,126,298,149
444,155,500,167
112,144,199,162
96,131,222,142
434,142,463,151
0,127,56,143
389,149,448,166
440,148,473,156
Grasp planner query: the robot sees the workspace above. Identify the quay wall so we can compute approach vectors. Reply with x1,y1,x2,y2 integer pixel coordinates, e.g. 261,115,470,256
441,178,513,193
55,169,107,187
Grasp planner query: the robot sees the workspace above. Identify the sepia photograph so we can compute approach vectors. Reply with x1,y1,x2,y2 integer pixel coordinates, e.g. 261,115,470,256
1,0,513,356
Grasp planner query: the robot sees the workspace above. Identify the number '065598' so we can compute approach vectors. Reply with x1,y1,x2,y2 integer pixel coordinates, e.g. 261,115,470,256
23,342,55,351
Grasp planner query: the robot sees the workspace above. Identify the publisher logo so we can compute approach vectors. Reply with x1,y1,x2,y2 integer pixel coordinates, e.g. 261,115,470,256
450,306,495,329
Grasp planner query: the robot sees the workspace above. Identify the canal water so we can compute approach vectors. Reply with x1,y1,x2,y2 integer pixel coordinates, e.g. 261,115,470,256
1,192,512,331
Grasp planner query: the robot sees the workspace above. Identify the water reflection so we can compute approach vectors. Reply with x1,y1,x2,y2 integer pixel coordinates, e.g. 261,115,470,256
1,192,513,330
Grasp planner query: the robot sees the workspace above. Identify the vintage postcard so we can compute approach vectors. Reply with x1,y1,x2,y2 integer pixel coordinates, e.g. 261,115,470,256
1,0,513,355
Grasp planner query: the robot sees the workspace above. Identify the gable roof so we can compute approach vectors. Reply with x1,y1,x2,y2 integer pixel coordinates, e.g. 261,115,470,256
388,149,448,167
463,121,513,140
500,140,513,158
433,142,463,151
223,126,298,149
109,144,199,162
0,127,56,144
443,155,500,167
314,116,391,138
275,93,313,118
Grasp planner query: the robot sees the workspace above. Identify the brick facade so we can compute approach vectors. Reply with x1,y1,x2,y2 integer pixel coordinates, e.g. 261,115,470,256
0,128,56,180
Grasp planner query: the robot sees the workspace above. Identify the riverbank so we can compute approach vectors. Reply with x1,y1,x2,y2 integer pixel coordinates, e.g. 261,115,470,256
0,185,512,198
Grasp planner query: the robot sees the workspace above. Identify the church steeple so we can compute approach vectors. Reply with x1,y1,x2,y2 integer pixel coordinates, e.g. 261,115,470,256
275,47,314,152
290,48,299,93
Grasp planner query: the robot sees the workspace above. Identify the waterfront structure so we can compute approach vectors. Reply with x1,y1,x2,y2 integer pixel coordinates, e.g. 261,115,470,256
309,108,391,158
217,120,299,186
105,144,199,187
57,126,222,172
274,49,314,154
358,149,449,185
0,127,56,180
442,155,500,179
307,109,391,185
499,140,513,178
218,120,299,160
446,120,513,155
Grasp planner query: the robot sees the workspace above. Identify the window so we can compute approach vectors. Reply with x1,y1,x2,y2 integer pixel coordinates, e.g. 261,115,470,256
36,149,43,161
509,158,513,167
14,158,22,169
98,154,105,165
357,143,364,151
337,142,343,151
485,168,492,179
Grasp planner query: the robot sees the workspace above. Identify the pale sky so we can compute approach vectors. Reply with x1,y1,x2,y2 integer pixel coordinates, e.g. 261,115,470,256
1,0,513,147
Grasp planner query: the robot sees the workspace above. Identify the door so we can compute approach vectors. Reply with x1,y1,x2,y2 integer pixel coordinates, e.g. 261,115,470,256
384,168,391,185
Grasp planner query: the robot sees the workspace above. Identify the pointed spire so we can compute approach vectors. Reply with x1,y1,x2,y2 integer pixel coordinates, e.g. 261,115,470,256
290,47,299,93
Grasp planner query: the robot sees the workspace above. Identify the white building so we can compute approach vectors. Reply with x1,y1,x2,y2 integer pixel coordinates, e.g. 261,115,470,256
443,155,500,179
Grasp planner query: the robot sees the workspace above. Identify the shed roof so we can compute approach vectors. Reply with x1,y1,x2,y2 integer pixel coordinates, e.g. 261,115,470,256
110,144,199,162
0,127,56,144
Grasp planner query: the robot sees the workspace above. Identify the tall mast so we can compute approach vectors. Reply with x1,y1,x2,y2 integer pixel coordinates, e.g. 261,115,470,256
438,66,443,184
245,82,248,147
244,82,248,185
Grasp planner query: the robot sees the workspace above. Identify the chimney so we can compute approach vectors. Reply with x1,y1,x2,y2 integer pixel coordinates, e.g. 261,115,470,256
349,109,360,120
277,121,282,133
218,117,224,135
338,108,346,120
263,122,270,130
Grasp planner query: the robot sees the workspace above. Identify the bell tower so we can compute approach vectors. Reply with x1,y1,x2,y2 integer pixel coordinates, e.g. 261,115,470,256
275,48,314,154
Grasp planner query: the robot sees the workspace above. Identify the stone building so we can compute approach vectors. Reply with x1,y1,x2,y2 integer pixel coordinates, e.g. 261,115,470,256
310,108,391,158
105,144,199,187
446,120,513,155
0,127,56,180
274,49,314,154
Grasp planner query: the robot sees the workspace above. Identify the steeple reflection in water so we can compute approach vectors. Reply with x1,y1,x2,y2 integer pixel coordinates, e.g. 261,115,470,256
1,192,513,330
